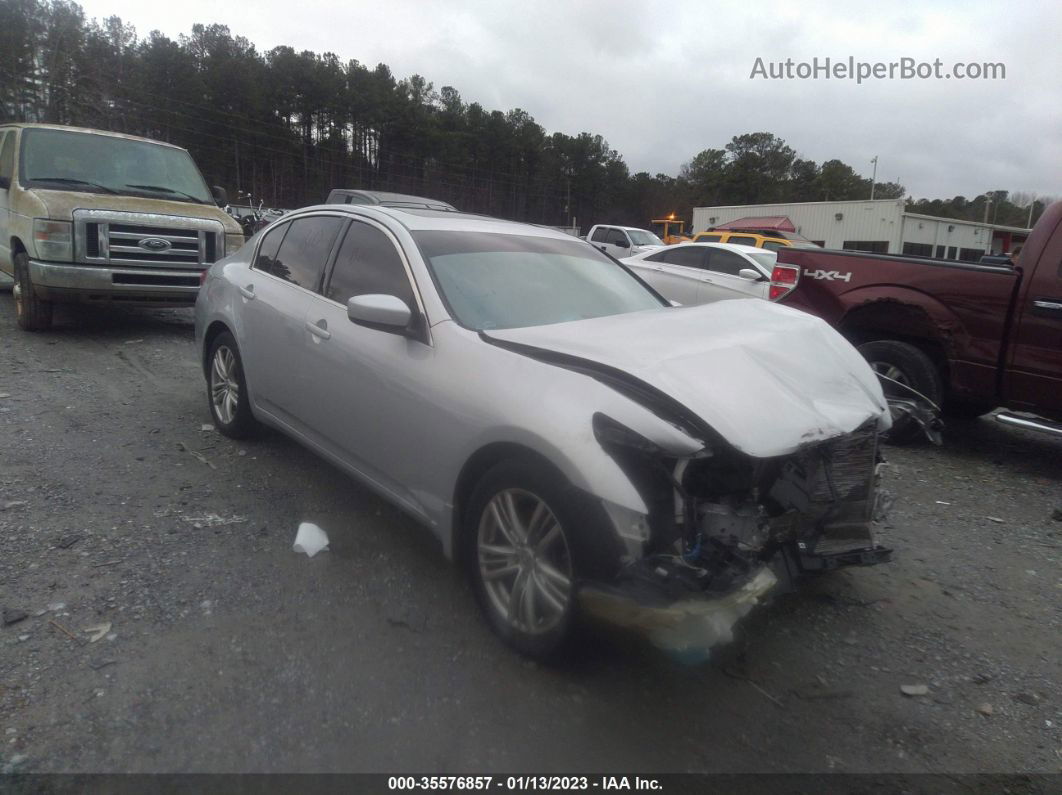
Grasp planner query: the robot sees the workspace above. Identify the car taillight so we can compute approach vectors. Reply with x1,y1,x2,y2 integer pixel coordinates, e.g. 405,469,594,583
769,264,800,301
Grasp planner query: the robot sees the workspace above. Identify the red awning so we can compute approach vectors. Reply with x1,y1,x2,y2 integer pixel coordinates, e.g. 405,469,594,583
714,216,797,232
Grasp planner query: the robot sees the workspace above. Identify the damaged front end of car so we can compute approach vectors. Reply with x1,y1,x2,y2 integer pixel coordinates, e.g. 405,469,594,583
581,411,892,660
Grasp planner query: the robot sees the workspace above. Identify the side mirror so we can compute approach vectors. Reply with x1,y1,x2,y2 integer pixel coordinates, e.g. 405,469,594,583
0,176,9,190
347,294,412,332
211,185,229,206
738,268,765,281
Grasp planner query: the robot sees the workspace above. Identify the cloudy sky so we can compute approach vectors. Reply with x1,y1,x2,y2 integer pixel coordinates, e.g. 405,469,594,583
77,0,1060,200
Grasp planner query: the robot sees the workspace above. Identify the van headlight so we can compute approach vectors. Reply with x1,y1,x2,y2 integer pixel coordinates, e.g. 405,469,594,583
33,219,73,262
225,233,245,256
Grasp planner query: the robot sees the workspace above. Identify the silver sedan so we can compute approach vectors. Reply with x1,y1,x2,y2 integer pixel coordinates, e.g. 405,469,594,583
195,205,893,660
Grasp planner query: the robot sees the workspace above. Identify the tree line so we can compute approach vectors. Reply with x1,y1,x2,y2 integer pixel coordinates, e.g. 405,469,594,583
0,0,1051,230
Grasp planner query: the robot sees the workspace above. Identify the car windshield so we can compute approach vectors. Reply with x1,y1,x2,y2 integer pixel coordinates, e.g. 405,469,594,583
413,231,666,330
627,229,663,246
20,128,212,203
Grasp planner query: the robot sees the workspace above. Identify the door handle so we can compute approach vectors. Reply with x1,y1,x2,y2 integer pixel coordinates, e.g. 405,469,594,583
1032,299,1062,315
306,319,331,340
238,284,255,300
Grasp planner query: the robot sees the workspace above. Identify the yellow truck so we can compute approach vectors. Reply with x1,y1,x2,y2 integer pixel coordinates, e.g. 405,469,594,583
0,123,244,331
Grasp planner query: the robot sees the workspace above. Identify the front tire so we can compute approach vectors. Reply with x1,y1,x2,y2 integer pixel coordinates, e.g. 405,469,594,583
463,460,585,660
206,331,258,439
13,253,53,331
858,339,942,445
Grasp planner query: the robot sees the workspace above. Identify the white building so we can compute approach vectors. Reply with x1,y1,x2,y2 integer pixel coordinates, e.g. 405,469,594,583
692,199,1029,261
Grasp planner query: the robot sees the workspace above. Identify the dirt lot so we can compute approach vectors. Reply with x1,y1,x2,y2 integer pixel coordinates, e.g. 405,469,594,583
0,298,1060,776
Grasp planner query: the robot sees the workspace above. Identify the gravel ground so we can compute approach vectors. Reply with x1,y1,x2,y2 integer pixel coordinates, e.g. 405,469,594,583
0,298,1059,776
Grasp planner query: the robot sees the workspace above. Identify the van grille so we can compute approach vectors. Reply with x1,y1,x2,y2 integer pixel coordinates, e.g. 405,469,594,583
75,212,224,269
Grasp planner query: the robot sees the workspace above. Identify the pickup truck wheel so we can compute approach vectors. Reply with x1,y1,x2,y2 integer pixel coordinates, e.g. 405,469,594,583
12,253,53,331
463,460,594,661
206,332,258,439
857,340,943,445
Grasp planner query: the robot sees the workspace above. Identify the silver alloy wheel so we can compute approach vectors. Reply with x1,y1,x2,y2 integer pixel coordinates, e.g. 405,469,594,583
477,488,573,635
870,361,910,386
210,345,240,425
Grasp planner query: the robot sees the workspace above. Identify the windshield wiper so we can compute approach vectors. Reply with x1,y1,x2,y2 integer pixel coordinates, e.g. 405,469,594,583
124,184,207,204
30,177,118,194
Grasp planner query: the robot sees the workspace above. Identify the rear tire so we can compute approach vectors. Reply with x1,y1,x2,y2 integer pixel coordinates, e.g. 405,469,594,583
12,253,53,331
463,459,610,661
206,331,258,439
857,339,942,445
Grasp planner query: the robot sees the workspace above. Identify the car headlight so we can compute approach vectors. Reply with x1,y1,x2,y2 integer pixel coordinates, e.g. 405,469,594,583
33,219,73,262
225,232,245,257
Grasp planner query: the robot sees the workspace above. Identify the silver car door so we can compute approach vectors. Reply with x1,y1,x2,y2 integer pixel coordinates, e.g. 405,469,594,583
300,218,433,512
238,215,344,425
696,248,766,303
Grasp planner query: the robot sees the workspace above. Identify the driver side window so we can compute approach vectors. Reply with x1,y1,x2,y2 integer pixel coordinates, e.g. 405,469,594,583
325,220,414,307
705,249,748,276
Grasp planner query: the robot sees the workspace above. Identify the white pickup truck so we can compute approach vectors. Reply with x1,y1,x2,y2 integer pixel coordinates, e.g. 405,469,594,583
585,224,664,259
0,123,244,331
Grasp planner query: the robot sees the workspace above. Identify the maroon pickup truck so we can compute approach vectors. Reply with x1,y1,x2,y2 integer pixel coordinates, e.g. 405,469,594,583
769,200,1062,442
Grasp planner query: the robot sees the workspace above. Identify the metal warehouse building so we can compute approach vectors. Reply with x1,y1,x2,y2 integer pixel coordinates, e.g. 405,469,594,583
692,199,1030,261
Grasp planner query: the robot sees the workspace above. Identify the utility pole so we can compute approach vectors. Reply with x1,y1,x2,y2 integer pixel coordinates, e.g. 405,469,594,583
870,156,878,200
1027,196,1036,228
983,195,992,224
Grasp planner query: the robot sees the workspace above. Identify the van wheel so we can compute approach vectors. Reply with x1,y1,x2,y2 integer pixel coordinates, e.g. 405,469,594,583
857,340,942,445
13,253,53,331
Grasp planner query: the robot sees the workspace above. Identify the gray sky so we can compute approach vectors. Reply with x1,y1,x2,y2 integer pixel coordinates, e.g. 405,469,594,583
77,0,1060,200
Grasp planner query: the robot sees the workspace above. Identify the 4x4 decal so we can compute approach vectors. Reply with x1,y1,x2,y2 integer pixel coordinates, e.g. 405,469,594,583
804,269,852,282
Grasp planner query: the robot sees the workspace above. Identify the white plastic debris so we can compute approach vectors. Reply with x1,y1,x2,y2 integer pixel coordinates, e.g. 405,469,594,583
293,522,329,557
84,622,112,643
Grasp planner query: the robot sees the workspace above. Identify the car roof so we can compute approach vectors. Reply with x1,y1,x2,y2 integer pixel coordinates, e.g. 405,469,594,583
0,122,186,150
596,224,653,233
672,241,772,257
288,204,579,241
327,189,457,210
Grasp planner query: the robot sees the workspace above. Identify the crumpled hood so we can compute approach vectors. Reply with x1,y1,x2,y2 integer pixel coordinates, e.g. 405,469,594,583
483,299,889,458
30,188,242,234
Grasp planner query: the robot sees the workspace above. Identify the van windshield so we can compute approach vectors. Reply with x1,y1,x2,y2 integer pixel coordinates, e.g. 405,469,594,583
20,128,212,204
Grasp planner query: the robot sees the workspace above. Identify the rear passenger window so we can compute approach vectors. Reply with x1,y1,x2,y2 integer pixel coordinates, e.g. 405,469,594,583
590,227,609,243
705,249,749,276
661,246,706,269
326,221,413,307
727,236,758,247
254,222,289,275
269,215,344,290
696,233,722,243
